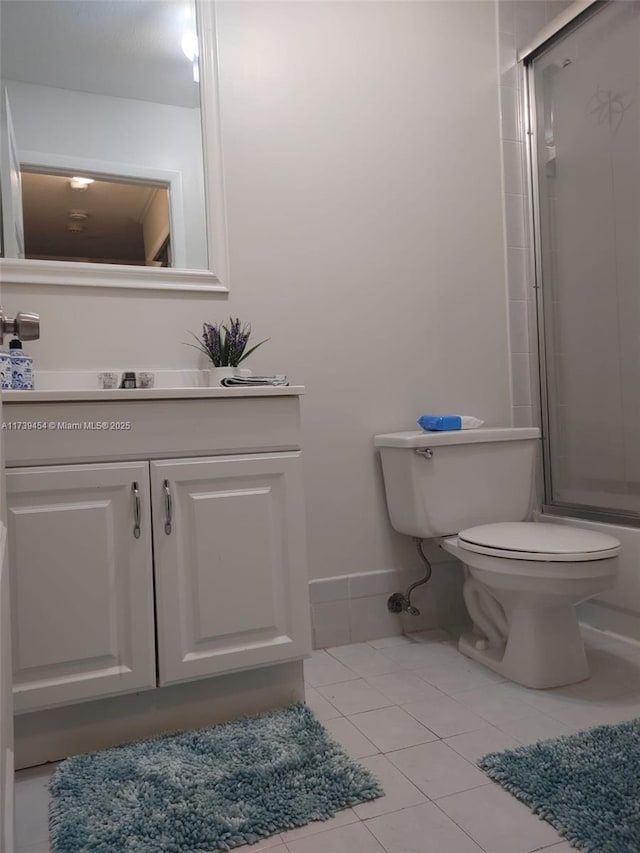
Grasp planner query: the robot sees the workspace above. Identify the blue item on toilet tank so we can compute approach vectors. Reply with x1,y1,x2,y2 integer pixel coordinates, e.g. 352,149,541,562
418,415,463,431
417,415,484,431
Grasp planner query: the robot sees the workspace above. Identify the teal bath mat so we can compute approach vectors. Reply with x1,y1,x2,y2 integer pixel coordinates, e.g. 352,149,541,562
478,717,640,853
49,703,382,852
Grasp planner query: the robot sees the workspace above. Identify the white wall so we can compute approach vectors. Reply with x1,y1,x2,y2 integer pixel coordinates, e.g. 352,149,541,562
5,2,511,596
5,81,207,269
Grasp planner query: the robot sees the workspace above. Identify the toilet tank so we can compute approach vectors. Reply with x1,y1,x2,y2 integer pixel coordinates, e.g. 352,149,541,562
375,427,540,538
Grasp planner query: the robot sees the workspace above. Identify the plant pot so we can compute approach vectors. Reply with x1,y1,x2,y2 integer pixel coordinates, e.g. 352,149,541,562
208,366,239,387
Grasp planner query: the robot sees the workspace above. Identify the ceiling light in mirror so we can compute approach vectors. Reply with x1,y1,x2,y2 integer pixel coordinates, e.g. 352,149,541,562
181,31,200,83
69,176,95,191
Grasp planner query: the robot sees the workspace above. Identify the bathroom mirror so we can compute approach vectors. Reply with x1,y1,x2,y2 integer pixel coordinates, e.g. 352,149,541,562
0,0,228,292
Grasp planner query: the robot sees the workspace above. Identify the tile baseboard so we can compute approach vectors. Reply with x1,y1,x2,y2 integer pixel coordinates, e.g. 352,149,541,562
309,562,467,649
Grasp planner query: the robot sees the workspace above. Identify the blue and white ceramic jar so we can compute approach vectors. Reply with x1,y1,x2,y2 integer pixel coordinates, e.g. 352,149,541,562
9,339,34,390
0,352,12,391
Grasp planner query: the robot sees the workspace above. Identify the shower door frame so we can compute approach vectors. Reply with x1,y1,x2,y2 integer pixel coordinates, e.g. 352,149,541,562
520,0,640,528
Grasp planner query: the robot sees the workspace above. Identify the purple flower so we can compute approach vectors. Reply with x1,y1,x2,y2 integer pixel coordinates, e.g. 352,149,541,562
223,317,252,366
186,318,269,367
202,322,222,366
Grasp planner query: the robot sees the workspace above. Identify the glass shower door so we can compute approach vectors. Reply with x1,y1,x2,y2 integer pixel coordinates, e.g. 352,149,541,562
531,1,640,521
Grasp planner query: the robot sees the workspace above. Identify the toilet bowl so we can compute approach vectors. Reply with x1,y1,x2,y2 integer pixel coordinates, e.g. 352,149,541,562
441,522,619,688
374,427,621,689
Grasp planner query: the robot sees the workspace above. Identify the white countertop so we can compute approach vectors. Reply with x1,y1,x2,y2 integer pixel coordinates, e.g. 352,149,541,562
1,369,304,402
3,386,304,403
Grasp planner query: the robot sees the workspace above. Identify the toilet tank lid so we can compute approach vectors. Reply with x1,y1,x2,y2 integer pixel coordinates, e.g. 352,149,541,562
374,427,541,448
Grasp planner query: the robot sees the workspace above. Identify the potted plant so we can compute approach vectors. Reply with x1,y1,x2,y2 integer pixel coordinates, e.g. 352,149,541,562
187,318,269,386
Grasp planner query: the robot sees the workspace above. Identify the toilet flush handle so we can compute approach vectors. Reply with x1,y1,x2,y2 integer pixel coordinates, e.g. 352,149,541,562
415,448,433,460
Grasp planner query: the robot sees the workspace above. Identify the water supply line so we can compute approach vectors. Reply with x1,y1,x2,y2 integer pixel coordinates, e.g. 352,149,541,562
387,537,432,616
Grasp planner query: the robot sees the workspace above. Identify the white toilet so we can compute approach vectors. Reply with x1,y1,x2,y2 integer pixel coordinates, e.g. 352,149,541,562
374,427,620,689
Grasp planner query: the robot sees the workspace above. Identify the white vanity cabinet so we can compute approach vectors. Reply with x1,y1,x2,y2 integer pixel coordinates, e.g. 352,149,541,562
152,453,310,685
3,388,312,722
6,461,156,713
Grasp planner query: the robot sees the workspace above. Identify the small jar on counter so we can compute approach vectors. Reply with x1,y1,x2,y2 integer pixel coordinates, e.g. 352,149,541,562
9,339,34,390
0,350,12,390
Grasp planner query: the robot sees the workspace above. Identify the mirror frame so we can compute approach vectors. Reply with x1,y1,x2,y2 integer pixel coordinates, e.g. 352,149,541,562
0,0,229,293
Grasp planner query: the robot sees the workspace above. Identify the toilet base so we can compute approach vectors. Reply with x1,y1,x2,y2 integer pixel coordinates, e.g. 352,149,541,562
458,602,591,689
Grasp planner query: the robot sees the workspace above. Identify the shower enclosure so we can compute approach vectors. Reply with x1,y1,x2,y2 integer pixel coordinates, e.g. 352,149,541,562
525,1,640,525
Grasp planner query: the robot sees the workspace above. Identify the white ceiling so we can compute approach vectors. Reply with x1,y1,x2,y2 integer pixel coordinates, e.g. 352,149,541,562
0,0,200,108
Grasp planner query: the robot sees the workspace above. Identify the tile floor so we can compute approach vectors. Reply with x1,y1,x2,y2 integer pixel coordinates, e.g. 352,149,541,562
15,626,640,853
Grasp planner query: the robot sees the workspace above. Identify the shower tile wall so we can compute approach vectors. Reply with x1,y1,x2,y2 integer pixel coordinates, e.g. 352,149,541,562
497,0,573,428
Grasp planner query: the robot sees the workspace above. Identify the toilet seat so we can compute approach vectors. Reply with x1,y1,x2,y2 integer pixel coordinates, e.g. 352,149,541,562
457,522,621,562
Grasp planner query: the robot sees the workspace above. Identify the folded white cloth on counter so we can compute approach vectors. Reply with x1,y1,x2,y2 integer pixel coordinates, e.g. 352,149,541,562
221,375,289,387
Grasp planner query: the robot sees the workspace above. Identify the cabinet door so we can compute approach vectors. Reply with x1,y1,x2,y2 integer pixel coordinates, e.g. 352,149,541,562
0,526,13,853
6,462,156,712
151,453,311,685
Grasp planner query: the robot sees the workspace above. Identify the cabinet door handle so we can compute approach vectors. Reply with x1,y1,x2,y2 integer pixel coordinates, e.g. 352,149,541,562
132,481,141,539
163,479,172,534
